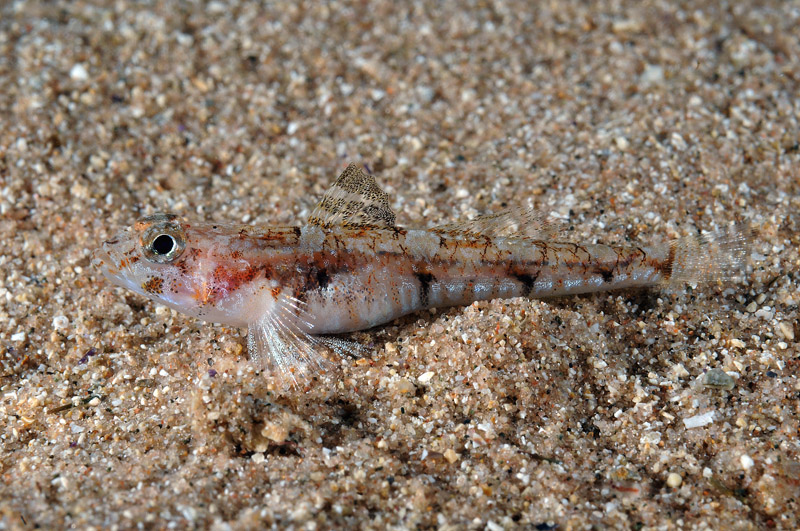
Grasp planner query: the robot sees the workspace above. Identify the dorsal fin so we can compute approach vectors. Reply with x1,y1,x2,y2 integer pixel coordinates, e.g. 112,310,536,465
431,207,562,240
307,163,396,229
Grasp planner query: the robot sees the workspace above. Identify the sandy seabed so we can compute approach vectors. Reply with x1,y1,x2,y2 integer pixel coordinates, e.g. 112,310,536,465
1,1,798,529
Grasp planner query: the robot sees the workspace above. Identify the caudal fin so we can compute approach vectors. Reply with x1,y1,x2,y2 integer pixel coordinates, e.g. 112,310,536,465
664,224,753,288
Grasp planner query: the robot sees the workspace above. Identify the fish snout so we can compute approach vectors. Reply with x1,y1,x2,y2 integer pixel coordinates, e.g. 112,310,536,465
92,244,122,277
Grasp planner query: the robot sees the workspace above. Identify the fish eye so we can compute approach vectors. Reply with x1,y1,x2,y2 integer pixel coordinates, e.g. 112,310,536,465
152,234,176,255
142,223,186,263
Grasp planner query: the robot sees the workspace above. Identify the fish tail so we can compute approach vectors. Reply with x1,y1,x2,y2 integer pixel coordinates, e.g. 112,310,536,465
662,223,753,288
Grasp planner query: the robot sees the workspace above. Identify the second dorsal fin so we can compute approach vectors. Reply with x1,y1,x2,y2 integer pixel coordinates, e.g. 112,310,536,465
306,163,396,229
431,207,562,240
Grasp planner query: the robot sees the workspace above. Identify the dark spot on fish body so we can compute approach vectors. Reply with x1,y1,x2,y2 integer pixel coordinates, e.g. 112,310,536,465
511,272,537,296
414,271,436,307
142,276,164,294
597,268,615,283
316,268,330,290
351,227,369,239
174,258,190,274
206,264,261,303
257,231,290,242
390,227,408,239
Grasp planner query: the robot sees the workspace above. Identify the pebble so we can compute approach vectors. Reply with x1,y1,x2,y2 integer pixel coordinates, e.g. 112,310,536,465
683,411,715,429
729,338,746,349
703,368,735,390
740,454,754,470
486,521,503,531
69,63,89,81
393,378,415,394
261,422,289,444
418,371,435,384
670,132,688,151
777,322,794,341
640,64,664,86
666,473,682,488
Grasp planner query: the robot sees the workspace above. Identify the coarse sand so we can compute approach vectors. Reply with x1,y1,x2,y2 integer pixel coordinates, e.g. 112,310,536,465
1,1,798,529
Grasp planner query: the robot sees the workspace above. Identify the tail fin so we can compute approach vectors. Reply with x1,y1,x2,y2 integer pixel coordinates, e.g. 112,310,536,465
664,224,753,288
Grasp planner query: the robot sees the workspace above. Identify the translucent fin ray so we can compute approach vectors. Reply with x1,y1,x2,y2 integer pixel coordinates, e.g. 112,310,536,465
245,292,365,386
307,163,396,229
247,295,333,387
315,336,368,358
432,207,562,240
664,223,753,288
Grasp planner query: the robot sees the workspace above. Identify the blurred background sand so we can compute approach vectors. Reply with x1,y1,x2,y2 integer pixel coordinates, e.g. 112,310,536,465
1,1,798,528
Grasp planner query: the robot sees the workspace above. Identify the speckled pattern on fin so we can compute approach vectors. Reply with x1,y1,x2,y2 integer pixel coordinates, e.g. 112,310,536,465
307,162,396,229
431,207,562,240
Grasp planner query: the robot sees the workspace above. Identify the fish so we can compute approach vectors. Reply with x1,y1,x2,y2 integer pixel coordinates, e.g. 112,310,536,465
94,163,752,385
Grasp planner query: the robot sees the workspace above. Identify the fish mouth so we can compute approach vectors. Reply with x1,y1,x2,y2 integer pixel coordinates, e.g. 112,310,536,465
92,244,131,288
92,244,116,274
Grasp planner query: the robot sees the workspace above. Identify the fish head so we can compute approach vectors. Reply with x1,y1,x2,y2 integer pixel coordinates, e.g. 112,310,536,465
93,213,261,326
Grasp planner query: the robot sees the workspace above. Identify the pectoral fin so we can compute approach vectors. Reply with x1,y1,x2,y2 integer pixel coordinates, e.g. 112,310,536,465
246,293,363,387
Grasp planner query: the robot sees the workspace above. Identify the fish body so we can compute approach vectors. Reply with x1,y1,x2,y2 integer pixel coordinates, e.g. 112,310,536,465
95,163,750,383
